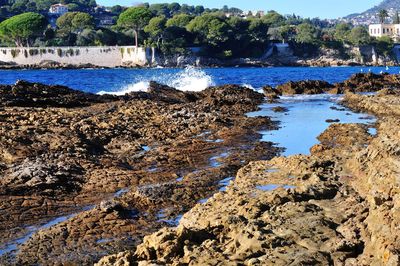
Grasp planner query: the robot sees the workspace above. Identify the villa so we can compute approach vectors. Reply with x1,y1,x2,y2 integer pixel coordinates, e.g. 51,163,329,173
48,4,69,15
369,23,400,40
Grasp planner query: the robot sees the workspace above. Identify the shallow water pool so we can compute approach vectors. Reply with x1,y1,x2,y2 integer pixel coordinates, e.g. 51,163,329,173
248,94,376,156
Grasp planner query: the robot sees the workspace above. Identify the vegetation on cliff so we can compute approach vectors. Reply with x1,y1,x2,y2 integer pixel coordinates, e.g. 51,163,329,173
0,1,396,61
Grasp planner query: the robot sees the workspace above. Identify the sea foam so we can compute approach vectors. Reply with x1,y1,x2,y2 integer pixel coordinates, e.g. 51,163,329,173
98,66,215,95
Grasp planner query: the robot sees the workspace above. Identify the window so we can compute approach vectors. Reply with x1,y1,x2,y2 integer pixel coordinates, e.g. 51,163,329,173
383,28,385,33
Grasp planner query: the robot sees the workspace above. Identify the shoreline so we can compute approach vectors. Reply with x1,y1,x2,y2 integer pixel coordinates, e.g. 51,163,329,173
0,73,399,265
0,60,397,71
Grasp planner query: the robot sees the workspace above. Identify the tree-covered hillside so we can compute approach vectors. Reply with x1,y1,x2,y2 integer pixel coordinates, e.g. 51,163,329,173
0,2,395,60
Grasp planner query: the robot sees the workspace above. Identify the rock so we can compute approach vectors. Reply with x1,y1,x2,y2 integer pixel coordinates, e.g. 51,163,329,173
333,73,400,93
262,85,280,99
0,80,275,265
272,106,288,113
0,80,118,107
144,81,199,104
276,80,334,95
99,91,400,266
0,156,84,196
100,200,123,213
325,119,340,123
95,251,135,266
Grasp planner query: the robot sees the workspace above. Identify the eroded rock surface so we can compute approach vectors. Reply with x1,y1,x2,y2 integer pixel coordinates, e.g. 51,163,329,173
276,80,334,95
0,81,278,265
97,90,400,266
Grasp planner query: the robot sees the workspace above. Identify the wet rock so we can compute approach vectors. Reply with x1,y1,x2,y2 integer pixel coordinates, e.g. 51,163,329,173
0,80,117,107
0,80,273,265
262,85,280,100
100,200,123,213
276,80,334,95
0,156,84,196
325,119,340,123
272,106,288,113
144,81,199,104
333,73,400,93
95,251,134,266
99,92,400,266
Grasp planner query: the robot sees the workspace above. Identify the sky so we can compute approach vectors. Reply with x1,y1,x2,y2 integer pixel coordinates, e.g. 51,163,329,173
97,0,383,19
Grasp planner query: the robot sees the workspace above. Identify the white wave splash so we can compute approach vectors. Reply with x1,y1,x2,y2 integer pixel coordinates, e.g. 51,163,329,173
279,94,342,102
242,83,263,93
170,66,214,92
98,81,149,95
98,66,215,95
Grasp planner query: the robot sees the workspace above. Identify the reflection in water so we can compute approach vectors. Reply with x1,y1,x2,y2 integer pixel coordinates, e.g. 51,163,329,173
248,95,376,156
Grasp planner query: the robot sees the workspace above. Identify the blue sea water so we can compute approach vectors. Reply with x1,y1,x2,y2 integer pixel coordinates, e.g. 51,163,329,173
0,66,398,94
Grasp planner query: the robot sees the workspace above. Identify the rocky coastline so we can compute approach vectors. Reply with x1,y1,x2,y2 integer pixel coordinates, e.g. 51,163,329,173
0,54,398,70
97,76,400,265
0,73,399,265
0,80,278,265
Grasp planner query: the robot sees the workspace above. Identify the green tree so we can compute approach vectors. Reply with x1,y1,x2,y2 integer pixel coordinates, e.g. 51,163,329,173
168,2,181,16
393,11,400,24
334,23,351,43
273,25,295,43
71,12,94,33
194,5,205,15
166,14,192,28
248,18,269,43
161,25,191,54
111,5,124,15
56,12,76,35
117,6,153,47
374,36,394,56
76,28,96,46
149,3,169,17
262,10,286,27
295,23,319,45
67,3,80,12
226,16,250,55
379,9,389,24
0,12,47,46
144,16,166,47
348,26,370,46
186,14,229,47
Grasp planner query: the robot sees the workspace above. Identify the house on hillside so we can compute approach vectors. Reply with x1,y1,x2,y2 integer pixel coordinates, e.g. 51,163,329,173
369,23,400,40
49,4,69,15
97,15,115,26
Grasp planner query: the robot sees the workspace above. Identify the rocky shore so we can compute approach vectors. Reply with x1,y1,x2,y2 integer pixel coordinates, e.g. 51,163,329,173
95,75,399,265
1,73,400,265
0,54,397,69
0,80,279,265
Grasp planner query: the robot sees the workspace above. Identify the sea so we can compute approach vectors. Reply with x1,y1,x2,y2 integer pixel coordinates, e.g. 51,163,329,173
0,66,398,94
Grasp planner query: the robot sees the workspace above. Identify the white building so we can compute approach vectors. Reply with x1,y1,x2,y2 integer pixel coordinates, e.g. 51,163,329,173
49,4,69,15
369,23,400,40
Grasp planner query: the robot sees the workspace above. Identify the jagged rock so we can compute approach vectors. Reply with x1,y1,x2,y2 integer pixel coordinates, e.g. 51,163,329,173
98,91,400,266
0,156,84,195
333,72,400,92
272,106,288,113
100,200,123,213
276,80,334,95
0,80,275,265
262,85,280,100
0,80,118,107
